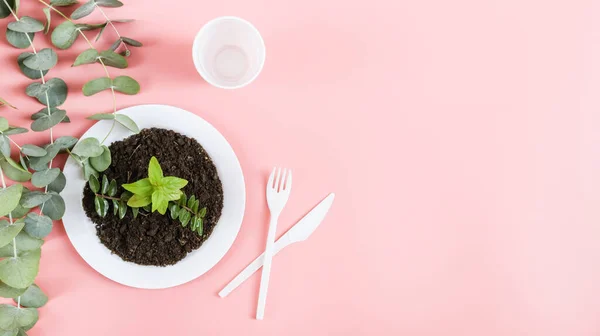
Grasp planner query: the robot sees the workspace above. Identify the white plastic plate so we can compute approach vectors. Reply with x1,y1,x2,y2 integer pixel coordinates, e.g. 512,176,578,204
62,104,245,289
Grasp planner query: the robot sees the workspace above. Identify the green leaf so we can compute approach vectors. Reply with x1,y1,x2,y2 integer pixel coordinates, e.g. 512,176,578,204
121,37,142,47
0,220,24,249
0,185,22,217
16,284,47,308
19,191,50,209
122,178,152,196
51,21,78,49
161,176,188,191
190,217,197,231
131,207,139,218
0,232,42,258
0,118,8,132
47,171,66,193
187,195,196,208
107,179,117,197
17,53,47,80
41,192,65,220
50,0,79,6
118,200,126,219
87,113,114,120
88,174,99,193
42,7,51,34
30,108,66,132
196,218,203,235
113,76,140,95
109,38,121,51
75,22,105,31
0,136,9,158
73,48,98,66
179,211,191,227
0,329,18,336
82,160,98,180
192,200,199,213
6,28,34,49
89,146,111,172
151,191,168,214
72,138,103,157
54,136,77,150
0,158,30,183
94,196,108,217
101,175,109,194
26,144,59,171
23,213,52,239
20,145,46,157
148,157,163,185
23,48,57,71
8,17,44,33
0,281,26,299
169,203,179,219
115,114,139,133
95,0,122,7
95,22,107,42
127,194,151,208
0,304,37,330
0,249,41,288
25,78,67,107
111,199,118,215
142,205,151,212
178,193,187,207
99,50,127,68
3,127,28,136
0,0,17,19
71,0,95,19
82,77,111,96
198,207,207,217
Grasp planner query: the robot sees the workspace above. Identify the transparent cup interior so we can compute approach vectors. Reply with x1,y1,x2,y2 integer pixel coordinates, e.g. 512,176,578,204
195,18,265,88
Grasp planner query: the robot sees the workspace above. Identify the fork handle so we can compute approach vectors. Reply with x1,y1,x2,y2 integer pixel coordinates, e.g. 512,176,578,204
256,214,279,320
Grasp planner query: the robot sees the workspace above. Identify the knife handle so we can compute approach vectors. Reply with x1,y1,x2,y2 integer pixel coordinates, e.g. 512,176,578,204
219,234,291,298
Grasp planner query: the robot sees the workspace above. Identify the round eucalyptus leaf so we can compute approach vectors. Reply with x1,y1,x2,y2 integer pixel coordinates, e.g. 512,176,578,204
31,108,66,131
72,137,103,157
0,232,42,258
26,144,59,171
95,0,122,7
0,249,41,289
50,0,78,6
0,184,22,218
0,219,24,249
0,328,18,336
20,145,46,157
23,213,52,239
0,281,26,299
82,77,111,96
121,37,142,47
6,28,33,49
31,108,70,124
40,78,67,107
99,50,127,68
53,136,77,149
3,127,28,136
0,0,17,19
42,7,50,34
10,203,28,219
70,0,95,20
83,161,98,180
15,284,47,308
113,76,140,95
47,171,66,193
51,21,78,49
87,113,114,120
41,192,65,220
73,48,98,66
0,158,31,183
8,17,44,33
0,304,37,330
23,48,57,71
19,191,51,209
31,168,60,188
0,135,10,158
17,53,47,80
89,146,111,172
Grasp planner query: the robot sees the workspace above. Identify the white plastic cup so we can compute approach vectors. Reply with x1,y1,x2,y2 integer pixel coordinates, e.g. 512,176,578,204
192,16,266,89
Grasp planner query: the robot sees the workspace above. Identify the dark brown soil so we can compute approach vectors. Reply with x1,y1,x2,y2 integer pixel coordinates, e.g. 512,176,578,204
82,128,224,266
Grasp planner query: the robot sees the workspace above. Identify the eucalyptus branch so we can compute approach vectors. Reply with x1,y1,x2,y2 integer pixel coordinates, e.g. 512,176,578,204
0,166,19,307
93,3,129,53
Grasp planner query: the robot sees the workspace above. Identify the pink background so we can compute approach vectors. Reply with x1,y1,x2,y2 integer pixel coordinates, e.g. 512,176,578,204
1,0,600,335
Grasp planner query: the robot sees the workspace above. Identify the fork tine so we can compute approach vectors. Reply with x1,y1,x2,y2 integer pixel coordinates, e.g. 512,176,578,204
285,169,292,191
278,169,287,192
274,167,282,191
267,167,276,190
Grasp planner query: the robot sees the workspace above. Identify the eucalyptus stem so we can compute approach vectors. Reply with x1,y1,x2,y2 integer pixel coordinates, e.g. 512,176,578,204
94,3,129,53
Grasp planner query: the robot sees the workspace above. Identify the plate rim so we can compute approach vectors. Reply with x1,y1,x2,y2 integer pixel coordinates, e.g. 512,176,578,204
61,104,245,289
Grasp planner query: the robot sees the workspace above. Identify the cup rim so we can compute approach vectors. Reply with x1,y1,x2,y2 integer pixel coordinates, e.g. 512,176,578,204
192,16,266,90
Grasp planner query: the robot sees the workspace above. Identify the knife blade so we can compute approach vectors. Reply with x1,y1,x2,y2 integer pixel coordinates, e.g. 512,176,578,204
218,193,335,298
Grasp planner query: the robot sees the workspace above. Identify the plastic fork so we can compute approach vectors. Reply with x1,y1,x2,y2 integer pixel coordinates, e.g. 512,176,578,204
256,167,292,320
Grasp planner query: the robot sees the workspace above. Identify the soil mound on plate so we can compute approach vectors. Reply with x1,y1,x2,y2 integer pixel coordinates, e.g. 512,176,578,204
82,127,224,266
